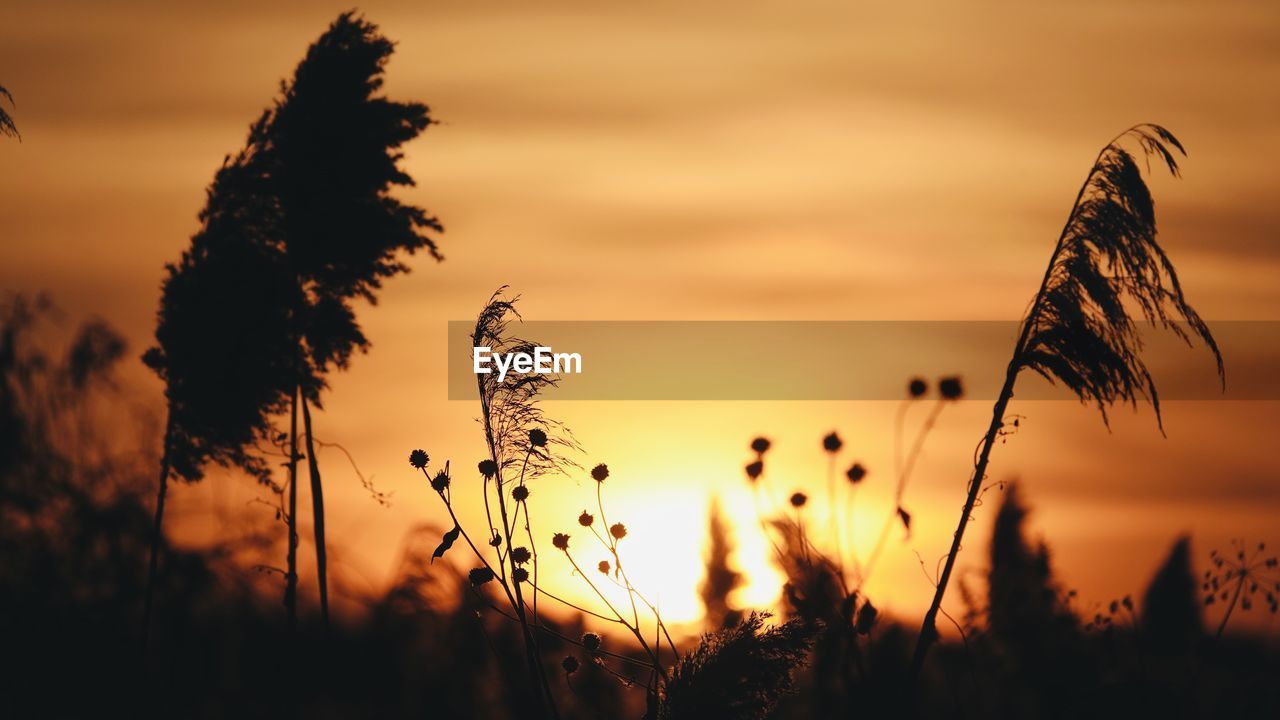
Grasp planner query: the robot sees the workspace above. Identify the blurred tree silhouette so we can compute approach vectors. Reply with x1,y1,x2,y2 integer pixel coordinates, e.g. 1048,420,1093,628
144,11,441,634
1141,535,1203,656
700,498,744,630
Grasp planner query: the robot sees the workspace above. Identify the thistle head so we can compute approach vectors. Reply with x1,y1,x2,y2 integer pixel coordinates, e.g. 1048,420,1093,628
552,532,570,550
408,449,429,470
822,432,842,453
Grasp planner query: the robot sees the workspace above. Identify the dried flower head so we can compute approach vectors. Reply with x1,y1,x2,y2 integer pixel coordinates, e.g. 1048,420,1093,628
430,470,450,492
512,567,529,583
750,437,771,455
561,655,579,674
1204,539,1279,616
591,463,609,482
478,459,498,478
789,492,807,508
512,484,530,502
511,546,531,564
528,428,548,448
939,376,964,400
598,560,611,574
578,511,594,527
745,460,764,481
582,632,602,651
908,378,928,398
609,522,627,540
489,533,502,548
552,532,570,550
468,567,494,586
845,463,867,484
822,432,842,453
408,449,429,470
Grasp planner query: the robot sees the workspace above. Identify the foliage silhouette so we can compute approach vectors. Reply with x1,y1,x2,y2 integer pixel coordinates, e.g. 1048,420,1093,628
144,11,441,632
908,125,1224,685
659,611,816,720
256,10,442,627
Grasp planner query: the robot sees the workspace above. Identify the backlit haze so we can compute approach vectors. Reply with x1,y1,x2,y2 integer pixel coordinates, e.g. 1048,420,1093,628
2,0,1278,636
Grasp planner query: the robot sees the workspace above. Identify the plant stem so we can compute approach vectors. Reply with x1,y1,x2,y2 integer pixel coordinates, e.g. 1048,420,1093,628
905,137,1109,687
1215,572,1246,642
284,383,299,632
301,394,329,629
141,419,172,655
907,364,1016,683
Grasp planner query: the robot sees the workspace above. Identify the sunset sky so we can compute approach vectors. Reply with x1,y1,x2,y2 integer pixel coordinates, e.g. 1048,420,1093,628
2,1,1278,634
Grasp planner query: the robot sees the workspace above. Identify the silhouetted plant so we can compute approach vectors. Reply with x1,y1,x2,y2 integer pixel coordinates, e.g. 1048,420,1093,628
143,140,299,642
145,12,441,632
909,125,1224,683
413,289,574,718
1201,539,1276,642
0,85,17,140
1141,536,1204,656
659,611,816,720
257,10,442,626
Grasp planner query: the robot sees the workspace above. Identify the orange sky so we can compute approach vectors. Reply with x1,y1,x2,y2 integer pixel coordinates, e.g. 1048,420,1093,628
2,1,1279,635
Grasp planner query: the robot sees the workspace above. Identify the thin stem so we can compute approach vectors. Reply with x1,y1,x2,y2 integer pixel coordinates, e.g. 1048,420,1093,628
1215,572,1247,642
301,394,329,629
284,383,299,632
141,419,172,655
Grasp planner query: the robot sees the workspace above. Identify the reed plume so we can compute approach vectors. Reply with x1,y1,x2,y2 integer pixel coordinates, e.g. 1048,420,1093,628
908,124,1224,684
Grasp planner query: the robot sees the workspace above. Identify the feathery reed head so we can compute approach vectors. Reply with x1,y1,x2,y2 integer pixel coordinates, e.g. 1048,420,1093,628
1017,124,1223,431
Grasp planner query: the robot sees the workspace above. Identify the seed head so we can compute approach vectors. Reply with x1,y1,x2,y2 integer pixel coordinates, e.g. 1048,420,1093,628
598,560,611,574
591,464,610,482
561,656,579,674
582,632,602,651
790,492,808,508
529,428,548,448
908,378,928,398
511,546,532,564
512,485,529,502
609,523,627,540
578,511,594,527
845,463,867,484
408,449,429,470
552,532,570,550
489,533,502,548
855,600,878,635
750,437,771,455
512,567,529,583
822,432,842,453
478,459,498,478
468,567,494,586
939,376,964,400
430,470,450,492
745,460,763,481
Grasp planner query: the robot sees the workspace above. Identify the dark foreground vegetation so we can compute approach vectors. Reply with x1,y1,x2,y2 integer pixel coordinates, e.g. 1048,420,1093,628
2,298,1278,719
